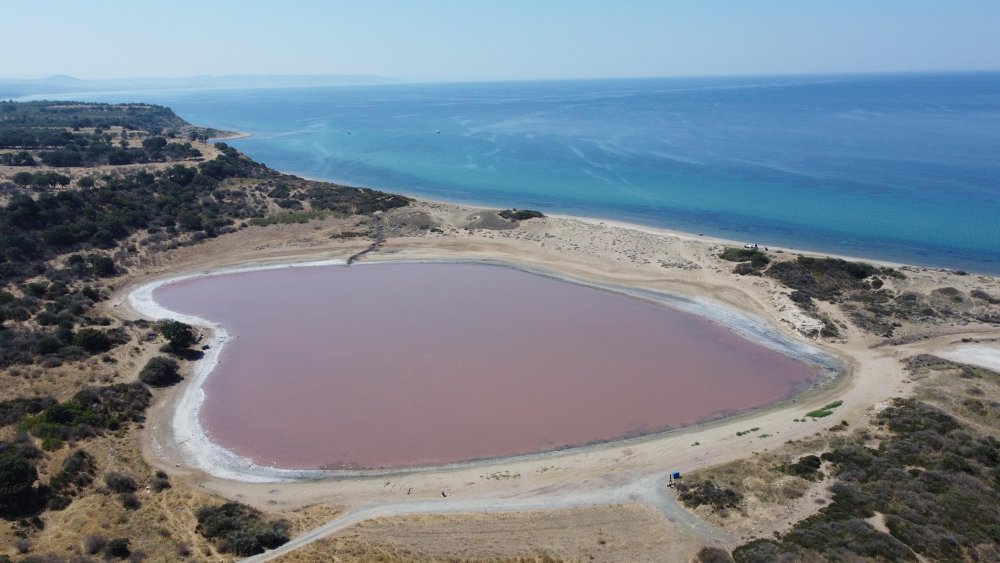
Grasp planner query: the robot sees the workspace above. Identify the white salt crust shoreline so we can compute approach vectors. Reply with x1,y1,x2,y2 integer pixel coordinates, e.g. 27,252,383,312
129,258,844,484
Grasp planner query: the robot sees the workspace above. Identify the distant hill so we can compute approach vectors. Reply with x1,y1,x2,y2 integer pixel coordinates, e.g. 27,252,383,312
0,74,402,99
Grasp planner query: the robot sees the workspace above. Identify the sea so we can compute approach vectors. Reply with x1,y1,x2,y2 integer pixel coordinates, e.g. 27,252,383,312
24,73,1000,274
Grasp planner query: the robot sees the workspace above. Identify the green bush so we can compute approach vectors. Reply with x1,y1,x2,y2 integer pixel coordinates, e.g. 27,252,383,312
805,400,843,418
20,382,150,442
138,356,181,387
72,328,111,354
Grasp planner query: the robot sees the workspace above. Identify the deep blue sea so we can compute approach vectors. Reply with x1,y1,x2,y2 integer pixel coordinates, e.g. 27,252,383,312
31,73,1000,273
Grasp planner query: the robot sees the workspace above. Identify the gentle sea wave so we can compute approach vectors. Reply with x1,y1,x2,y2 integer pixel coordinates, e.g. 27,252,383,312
28,73,1000,273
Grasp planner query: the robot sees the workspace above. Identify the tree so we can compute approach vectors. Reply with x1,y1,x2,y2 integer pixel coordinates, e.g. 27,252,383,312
159,320,195,350
0,453,38,516
12,172,32,186
142,136,167,152
138,356,181,387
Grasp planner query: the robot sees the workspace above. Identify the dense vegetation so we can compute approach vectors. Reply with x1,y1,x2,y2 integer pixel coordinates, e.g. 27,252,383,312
1,101,188,132
766,256,891,302
728,398,1000,561
19,382,151,449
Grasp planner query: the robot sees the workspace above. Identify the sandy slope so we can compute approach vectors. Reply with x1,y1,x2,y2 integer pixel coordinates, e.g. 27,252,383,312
109,199,1000,559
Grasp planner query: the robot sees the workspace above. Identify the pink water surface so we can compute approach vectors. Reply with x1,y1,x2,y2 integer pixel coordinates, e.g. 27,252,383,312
154,263,816,469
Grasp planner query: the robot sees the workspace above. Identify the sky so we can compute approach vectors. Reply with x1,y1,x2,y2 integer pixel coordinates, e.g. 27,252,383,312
2,0,998,82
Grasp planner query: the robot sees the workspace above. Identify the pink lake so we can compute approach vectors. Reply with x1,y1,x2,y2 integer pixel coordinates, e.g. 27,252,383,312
154,263,817,470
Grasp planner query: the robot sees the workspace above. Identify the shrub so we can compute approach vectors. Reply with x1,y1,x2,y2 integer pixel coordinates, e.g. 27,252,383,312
783,455,824,481
104,472,137,493
695,546,734,562
805,400,843,419
196,502,290,556
498,209,544,221
677,481,743,512
84,534,107,555
175,542,191,557
0,396,56,426
20,382,151,442
119,492,141,510
0,452,38,516
138,356,181,387
104,538,130,559
732,262,761,276
48,449,96,509
734,398,1000,560
150,470,171,492
72,328,111,354
719,247,766,262
14,538,30,554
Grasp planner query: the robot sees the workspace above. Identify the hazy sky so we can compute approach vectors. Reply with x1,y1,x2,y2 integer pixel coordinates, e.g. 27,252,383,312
3,0,998,81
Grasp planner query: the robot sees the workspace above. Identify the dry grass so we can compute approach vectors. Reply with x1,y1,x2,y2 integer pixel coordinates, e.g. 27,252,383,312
276,505,694,563
911,356,1000,438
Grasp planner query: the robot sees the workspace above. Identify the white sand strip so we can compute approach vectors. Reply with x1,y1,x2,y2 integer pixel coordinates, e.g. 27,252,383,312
129,259,345,483
936,344,1000,373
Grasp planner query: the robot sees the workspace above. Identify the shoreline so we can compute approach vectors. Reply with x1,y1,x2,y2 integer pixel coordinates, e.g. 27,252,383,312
218,130,986,276
208,131,984,277
127,256,845,483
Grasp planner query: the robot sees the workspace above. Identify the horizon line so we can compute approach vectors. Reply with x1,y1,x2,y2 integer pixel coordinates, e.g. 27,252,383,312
3,67,1000,86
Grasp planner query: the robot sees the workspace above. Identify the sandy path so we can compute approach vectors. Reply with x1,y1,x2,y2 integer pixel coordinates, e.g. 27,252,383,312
241,472,726,562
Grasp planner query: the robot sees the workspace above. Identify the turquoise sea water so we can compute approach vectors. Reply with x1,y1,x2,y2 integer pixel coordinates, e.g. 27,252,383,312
35,73,1000,273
